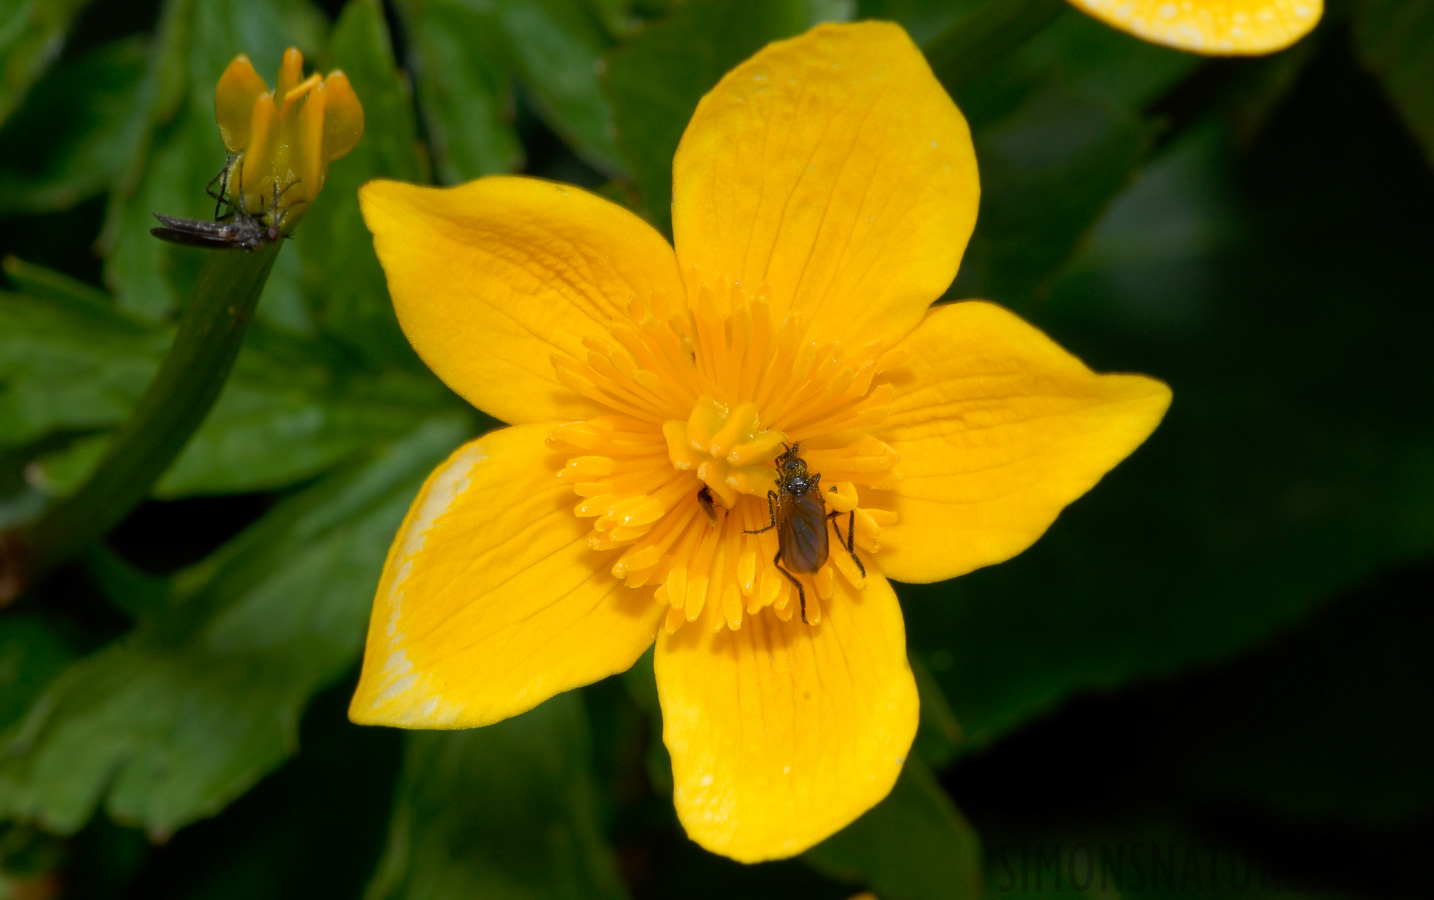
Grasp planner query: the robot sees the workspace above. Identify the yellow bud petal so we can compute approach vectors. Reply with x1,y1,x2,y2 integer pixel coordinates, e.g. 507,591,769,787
239,92,277,212
283,72,322,112
294,83,326,205
214,55,269,153
320,71,364,163
275,46,305,97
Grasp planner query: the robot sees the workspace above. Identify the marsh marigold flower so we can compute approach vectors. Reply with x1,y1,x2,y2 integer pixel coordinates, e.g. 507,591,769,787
214,48,363,224
349,22,1170,861
1068,0,1321,54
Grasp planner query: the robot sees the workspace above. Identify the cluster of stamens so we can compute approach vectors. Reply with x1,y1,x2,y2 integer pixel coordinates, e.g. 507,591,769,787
547,279,903,632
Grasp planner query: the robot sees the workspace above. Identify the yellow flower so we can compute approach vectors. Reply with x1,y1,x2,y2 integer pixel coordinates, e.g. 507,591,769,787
213,48,363,224
1067,0,1322,54
349,22,1170,861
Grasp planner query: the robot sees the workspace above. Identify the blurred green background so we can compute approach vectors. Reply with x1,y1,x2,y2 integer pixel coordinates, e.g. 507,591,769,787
2,0,1432,897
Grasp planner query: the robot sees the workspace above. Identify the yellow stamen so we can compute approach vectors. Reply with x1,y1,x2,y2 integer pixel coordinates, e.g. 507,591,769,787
548,275,901,632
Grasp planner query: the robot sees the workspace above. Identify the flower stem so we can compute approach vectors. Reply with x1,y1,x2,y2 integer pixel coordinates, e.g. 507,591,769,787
0,242,282,603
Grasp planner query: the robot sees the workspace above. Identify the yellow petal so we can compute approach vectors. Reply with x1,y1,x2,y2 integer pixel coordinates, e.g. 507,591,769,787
877,301,1171,583
293,85,326,205
671,22,978,348
275,46,305,97
350,422,664,729
214,55,269,153
319,71,364,163
239,92,278,211
655,571,918,862
1068,0,1322,55
359,177,686,425
282,73,322,113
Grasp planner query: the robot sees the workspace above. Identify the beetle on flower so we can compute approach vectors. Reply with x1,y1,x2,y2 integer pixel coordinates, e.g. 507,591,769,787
349,22,1170,862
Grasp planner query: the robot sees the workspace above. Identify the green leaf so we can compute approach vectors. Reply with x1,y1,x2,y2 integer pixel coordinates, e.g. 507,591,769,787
0,417,467,837
395,0,523,183
155,332,449,496
1010,9,1200,112
399,0,630,179
911,655,964,769
1355,0,1434,168
0,0,93,125
951,83,1153,306
0,37,148,216
488,0,625,175
805,758,983,900
0,260,452,499
922,0,1067,106
103,103,218,320
0,256,112,307
921,0,1200,308
0,282,168,449
913,0,1196,120
601,0,848,232
31,331,452,498
583,0,642,40
297,0,427,369
364,695,630,900
858,0,986,46
906,115,1434,750
0,617,73,733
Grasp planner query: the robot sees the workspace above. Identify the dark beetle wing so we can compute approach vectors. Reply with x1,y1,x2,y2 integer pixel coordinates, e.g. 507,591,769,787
150,226,233,248
778,491,829,574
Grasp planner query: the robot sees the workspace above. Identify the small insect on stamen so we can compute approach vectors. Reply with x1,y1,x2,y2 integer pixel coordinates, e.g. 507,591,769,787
742,442,860,624
697,485,720,525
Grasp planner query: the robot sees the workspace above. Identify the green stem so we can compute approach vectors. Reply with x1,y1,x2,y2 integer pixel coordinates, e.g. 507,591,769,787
924,0,1069,95
0,242,281,601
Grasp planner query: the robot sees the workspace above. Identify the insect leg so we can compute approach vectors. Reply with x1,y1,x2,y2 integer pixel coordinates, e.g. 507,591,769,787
234,158,247,219
773,549,807,624
827,509,866,578
206,154,235,220
743,491,779,535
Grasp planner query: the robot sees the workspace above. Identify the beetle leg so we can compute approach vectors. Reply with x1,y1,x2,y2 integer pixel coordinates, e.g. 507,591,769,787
743,491,780,535
827,509,866,578
773,549,807,624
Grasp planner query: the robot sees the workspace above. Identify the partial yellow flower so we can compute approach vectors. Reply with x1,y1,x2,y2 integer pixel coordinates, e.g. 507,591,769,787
1068,0,1322,54
348,22,1170,862
214,48,363,224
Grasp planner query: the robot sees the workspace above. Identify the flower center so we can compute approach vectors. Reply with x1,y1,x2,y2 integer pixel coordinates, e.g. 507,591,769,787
663,396,785,507
547,280,903,632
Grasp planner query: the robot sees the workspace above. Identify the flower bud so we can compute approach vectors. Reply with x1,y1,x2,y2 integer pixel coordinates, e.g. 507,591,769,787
214,48,363,227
